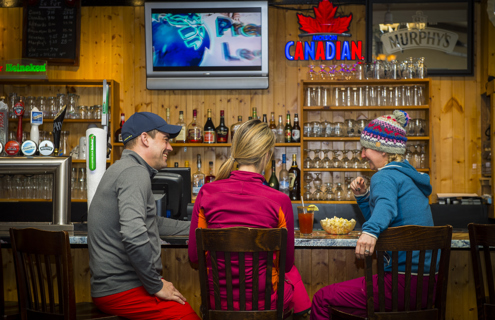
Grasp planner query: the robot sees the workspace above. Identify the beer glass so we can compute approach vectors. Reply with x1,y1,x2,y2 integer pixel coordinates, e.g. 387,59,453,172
297,206,314,236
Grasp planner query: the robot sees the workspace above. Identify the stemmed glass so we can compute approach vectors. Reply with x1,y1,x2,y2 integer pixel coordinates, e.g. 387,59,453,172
359,149,369,168
342,149,353,168
351,150,361,168
303,183,313,201
334,182,344,201
332,150,343,168
324,182,335,200
405,144,413,164
322,150,332,168
412,144,421,169
318,64,327,80
312,149,322,168
304,172,314,186
312,173,324,200
307,64,317,80
303,149,314,169
345,177,354,201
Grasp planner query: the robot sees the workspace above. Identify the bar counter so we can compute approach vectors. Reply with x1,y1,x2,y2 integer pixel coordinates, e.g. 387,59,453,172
0,229,483,320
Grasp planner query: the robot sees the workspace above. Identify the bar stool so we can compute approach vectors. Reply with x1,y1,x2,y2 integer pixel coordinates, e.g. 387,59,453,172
9,228,127,320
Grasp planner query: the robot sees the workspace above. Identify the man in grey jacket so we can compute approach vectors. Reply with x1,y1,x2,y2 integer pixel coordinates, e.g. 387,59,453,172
88,112,199,320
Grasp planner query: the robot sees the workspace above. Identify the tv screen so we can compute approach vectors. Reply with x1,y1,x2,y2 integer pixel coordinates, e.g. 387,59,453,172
145,1,269,90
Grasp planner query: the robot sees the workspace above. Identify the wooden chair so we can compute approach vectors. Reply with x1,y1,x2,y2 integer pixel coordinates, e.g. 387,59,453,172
9,228,126,320
196,227,290,320
0,243,20,320
331,225,453,320
468,223,495,320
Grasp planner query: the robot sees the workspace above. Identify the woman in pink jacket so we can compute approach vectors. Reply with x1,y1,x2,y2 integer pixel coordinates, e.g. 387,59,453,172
188,119,311,317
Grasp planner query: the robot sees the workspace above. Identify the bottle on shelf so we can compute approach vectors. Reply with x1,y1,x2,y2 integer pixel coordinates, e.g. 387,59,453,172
192,154,205,197
215,110,229,143
166,108,174,143
175,111,187,143
174,162,179,168
262,114,267,123
269,112,277,137
204,109,216,144
252,107,258,120
284,112,292,143
279,154,289,196
268,159,279,190
288,154,301,200
248,116,253,120
276,115,284,143
115,113,125,143
231,116,242,141
185,160,190,168
205,161,216,183
292,113,301,143
187,109,203,143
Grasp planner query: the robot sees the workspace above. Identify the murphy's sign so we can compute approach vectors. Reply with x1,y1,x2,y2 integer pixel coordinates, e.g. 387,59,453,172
381,28,458,54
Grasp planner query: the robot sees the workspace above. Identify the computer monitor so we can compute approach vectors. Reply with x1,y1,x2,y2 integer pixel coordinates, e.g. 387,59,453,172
152,167,191,221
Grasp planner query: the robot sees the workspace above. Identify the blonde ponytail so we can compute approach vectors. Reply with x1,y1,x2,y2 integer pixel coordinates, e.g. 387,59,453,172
215,119,275,181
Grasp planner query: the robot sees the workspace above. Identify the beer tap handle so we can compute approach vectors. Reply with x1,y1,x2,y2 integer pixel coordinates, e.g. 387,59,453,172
14,100,25,144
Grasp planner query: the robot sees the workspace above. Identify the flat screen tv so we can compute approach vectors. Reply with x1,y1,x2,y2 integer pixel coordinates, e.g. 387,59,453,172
144,1,269,90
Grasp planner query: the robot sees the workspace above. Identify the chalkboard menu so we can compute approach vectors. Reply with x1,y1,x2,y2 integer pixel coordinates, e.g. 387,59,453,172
22,0,81,66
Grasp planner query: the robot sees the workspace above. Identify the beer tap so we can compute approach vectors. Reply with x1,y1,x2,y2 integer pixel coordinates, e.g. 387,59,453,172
13,99,25,144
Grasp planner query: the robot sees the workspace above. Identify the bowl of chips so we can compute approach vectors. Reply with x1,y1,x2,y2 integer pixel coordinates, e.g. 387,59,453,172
320,216,357,235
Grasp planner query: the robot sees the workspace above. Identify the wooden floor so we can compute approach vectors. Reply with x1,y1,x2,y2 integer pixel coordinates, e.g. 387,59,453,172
1,247,488,319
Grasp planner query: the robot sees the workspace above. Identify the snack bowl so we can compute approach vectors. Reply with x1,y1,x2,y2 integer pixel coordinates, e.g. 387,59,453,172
320,216,356,235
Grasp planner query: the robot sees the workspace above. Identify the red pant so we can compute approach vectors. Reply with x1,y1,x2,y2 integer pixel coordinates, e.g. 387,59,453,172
93,286,200,320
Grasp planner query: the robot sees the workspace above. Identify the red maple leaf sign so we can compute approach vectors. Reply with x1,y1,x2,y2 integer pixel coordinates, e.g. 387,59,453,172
297,0,353,34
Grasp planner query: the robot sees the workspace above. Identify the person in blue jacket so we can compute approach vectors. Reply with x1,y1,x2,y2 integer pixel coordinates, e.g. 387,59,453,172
310,110,436,320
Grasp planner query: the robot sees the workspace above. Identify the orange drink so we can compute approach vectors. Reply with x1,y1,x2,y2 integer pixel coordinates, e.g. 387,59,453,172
297,206,314,236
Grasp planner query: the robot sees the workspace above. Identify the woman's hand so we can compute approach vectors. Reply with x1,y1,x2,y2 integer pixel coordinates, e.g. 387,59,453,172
350,177,367,196
355,233,377,260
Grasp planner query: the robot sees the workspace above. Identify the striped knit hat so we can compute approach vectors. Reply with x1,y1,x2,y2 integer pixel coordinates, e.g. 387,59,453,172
360,110,409,154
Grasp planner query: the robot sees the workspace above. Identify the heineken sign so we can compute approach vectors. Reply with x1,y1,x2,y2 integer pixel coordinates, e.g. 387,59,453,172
0,59,48,79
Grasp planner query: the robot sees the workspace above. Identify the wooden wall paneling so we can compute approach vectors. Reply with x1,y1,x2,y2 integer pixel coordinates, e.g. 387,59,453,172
122,7,136,119
134,6,152,115
273,7,287,125
328,248,348,286
447,250,477,320
452,79,467,192
439,78,454,193
294,248,312,297
310,249,329,297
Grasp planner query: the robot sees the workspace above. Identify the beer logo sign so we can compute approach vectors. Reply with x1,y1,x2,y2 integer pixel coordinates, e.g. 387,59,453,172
39,140,54,156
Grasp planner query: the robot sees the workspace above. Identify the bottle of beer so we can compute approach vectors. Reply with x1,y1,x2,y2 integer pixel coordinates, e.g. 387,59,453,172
284,112,292,143
292,113,301,143
288,154,301,200
269,112,277,137
268,160,279,190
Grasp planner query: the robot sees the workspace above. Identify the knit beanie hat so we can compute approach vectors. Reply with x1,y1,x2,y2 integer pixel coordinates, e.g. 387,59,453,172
360,110,409,154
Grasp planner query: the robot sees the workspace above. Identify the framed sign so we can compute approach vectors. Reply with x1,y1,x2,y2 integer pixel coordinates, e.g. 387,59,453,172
22,0,81,66
366,0,473,76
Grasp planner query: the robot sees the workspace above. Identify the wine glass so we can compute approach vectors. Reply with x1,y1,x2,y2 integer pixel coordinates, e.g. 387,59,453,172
304,183,313,201
313,149,322,168
303,149,314,169
318,64,327,80
334,182,344,201
307,64,317,80
345,177,354,201
322,150,332,168
412,144,421,169
351,150,361,168
342,149,353,168
324,182,335,201
312,173,323,200
332,150,343,168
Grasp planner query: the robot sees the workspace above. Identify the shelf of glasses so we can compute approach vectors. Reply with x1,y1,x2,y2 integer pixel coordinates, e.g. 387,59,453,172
9,118,107,123
303,136,429,141
302,79,431,85
302,168,429,173
302,105,429,111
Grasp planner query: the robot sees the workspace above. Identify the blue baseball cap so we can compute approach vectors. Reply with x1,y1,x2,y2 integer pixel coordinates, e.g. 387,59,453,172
121,112,182,145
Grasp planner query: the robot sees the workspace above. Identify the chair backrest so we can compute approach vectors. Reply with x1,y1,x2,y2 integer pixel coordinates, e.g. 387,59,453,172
10,228,76,320
468,223,495,320
196,227,288,320
0,242,5,316
364,225,452,320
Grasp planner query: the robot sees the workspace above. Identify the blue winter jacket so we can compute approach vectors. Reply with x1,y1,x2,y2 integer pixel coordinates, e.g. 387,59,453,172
355,160,437,274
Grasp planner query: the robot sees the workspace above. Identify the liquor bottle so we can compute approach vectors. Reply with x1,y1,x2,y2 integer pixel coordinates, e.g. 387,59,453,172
192,154,205,197
216,110,229,143
279,154,290,196
204,109,216,144
187,109,203,143
230,116,242,141
269,112,277,137
276,115,284,143
262,114,267,123
268,160,279,190
205,161,216,183
292,113,301,143
288,154,301,200
175,111,187,143
165,108,174,143
174,162,179,168
284,112,292,143
115,113,125,143
252,107,258,120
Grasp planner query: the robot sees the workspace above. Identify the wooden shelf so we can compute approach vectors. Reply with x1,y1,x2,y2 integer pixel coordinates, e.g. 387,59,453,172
303,136,429,141
275,143,301,147
0,79,116,86
172,143,232,147
9,118,105,123
301,78,431,85
303,105,429,111
302,168,429,172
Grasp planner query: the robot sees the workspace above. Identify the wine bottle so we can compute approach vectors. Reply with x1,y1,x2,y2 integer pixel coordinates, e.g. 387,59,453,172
204,109,216,144
279,154,289,196
216,110,229,143
268,160,279,190
288,154,301,200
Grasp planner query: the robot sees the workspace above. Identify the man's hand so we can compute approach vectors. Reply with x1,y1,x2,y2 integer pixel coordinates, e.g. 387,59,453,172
155,279,186,305
355,233,377,260
350,177,367,196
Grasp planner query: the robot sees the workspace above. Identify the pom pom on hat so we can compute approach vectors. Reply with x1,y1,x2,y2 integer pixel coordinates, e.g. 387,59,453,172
360,110,408,154
393,110,409,128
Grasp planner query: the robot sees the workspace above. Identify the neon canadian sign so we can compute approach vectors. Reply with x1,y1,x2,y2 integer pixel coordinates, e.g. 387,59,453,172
285,0,363,61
